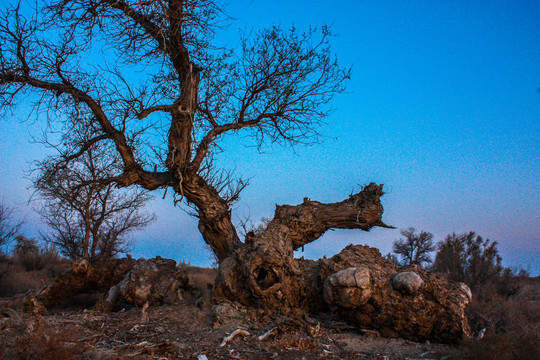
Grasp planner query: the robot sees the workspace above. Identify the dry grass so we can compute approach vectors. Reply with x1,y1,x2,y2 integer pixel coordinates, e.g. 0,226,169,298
462,277,540,360
0,253,70,298
185,265,218,289
7,329,79,360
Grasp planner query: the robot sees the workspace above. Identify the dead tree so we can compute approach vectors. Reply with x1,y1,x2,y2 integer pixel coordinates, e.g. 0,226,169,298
391,227,435,267
34,124,155,260
0,0,471,342
0,0,352,262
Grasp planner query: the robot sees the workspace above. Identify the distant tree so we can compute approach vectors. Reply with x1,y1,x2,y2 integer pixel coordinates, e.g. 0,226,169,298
0,200,22,250
432,231,502,290
385,252,399,266
34,126,155,260
391,227,435,267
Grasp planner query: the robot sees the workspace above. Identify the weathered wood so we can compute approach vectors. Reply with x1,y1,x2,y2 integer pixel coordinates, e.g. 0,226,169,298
215,183,391,308
215,184,472,343
270,183,393,250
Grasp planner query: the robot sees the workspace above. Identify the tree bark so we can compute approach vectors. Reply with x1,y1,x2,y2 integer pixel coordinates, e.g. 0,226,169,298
215,183,391,306
215,183,472,343
180,174,242,262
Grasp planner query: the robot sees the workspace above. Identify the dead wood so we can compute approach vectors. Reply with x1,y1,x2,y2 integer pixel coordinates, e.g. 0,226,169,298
220,328,251,347
270,183,393,251
40,257,188,309
215,183,391,309
214,185,471,343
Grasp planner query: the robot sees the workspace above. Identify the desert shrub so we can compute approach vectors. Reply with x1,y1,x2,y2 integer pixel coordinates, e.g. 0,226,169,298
0,237,69,297
0,267,48,296
183,264,218,306
12,236,61,272
432,232,503,291
0,252,12,280
432,232,540,359
186,265,217,289
464,332,539,360
463,278,540,360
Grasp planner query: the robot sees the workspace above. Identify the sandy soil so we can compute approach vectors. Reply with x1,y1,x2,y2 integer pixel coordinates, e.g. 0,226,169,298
0,301,464,360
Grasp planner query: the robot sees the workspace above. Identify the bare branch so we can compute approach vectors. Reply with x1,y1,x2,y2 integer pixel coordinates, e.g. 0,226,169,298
0,201,23,248
1,0,358,262
262,183,393,251
34,139,155,260
136,104,174,119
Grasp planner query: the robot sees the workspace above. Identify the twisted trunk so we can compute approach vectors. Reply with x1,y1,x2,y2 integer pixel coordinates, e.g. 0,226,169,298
214,184,472,343
181,174,242,262
215,183,391,306
163,61,242,261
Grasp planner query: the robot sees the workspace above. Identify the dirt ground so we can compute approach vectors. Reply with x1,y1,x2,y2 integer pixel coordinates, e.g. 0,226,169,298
0,300,465,360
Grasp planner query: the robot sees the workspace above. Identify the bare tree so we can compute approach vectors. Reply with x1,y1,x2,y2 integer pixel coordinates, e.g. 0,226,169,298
34,125,155,260
391,227,435,267
0,200,23,250
0,0,398,309
0,2,478,342
0,0,357,262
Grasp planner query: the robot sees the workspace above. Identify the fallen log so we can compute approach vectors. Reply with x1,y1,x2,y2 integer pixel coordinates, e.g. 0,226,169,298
215,184,471,343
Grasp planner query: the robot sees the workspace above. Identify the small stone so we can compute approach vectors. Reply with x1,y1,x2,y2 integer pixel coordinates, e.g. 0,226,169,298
392,272,424,294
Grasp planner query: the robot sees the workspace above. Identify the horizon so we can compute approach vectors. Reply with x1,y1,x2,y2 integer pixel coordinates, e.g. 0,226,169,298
0,0,538,275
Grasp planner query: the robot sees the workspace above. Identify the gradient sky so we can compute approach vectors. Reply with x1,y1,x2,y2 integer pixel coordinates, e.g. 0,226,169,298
0,0,538,274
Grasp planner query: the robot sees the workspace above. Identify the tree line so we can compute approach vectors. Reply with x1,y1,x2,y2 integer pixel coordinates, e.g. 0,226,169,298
2,194,531,289
387,227,529,292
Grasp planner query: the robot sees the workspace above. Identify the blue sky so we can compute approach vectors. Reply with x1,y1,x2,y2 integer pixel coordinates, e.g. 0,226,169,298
0,0,538,273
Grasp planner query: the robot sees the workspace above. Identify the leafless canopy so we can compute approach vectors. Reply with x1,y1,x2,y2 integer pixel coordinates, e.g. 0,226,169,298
0,0,351,261
391,227,435,267
34,124,155,260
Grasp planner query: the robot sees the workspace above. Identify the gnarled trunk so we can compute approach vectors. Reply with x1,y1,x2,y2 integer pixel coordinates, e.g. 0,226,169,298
215,183,472,343
180,174,242,262
215,183,390,307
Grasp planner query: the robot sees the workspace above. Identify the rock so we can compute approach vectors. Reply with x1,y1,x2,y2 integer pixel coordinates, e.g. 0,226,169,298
323,267,372,308
453,283,472,307
119,257,188,306
392,272,424,294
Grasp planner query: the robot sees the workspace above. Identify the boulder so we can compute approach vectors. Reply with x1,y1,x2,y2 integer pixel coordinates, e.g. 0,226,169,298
118,257,188,306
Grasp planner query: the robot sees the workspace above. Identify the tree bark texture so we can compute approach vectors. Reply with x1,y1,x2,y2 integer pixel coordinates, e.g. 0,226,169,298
215,183,472,343
40,257,188,310
215,183,390,305
180,174,242,262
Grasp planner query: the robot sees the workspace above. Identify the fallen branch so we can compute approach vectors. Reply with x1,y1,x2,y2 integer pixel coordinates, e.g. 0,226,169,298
220,329,250,347
257,327,279,341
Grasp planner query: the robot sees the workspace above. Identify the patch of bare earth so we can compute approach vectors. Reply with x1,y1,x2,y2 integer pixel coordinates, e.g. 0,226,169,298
0,301,463,359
